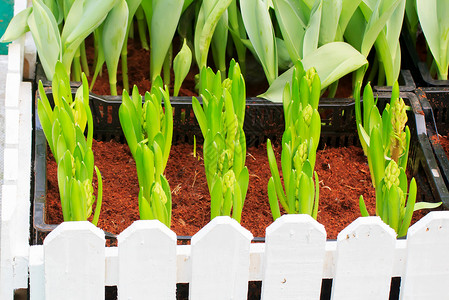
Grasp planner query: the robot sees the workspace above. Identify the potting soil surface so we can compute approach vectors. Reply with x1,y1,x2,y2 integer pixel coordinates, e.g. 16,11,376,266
44,140,427,240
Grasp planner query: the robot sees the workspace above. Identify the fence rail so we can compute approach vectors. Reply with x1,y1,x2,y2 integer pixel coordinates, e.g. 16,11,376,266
27,213,449,300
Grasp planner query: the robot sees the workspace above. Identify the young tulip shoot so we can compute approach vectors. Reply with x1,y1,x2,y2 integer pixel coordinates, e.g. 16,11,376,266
37,62,102,225
266,61,321,220
119,77,173,227
357,82,441,237
192,60,248,223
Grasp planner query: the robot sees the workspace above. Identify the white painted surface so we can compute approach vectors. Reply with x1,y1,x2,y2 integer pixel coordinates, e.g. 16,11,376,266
261,214,326,299
29,246,44,300
117,220,177,299
190,216,253,300
331,217,397,300
1,32,31,298
44,222,105,300
16,213,449,299
400,212,449,299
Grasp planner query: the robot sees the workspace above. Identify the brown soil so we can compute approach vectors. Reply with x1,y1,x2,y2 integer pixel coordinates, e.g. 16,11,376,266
432,134,449,156
85,35,354,99
86,36,269,98
45,140,427,240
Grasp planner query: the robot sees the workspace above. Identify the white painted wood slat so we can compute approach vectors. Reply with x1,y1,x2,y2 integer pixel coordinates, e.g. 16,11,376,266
44,222,105,300
190,216,253,300
261,214,326,300
117,220,177,299
400,211,449,299
331,217,396,300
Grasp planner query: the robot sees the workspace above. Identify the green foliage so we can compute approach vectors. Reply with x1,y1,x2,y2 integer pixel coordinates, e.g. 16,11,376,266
266,61,321,220
416,0,449,79
192,60,248,222
119,78,173,227
356,82,441,237
1,0,119,81
37,61,102,225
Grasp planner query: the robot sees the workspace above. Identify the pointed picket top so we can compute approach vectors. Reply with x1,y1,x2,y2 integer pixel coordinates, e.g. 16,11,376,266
262,214,326,299
332,217,396,300
191,216,253,245
190,216,253,300
44,221,105,300
401,211,449,299
44,221,105,245
117,219,177,242
117,220,177,300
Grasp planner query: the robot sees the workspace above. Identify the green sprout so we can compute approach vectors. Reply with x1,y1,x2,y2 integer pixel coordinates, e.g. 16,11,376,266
119,77,173,227
37,61,102,225
192,60,249,222
266,61,321,220
357,82,441,237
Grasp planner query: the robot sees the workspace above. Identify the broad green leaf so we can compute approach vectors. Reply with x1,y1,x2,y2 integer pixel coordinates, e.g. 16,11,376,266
320,0,342,45
260,42,367,102
240,0,277,84
61,0,116,73
302,0,322,57
417,0,449,79
1,7,32,42
27,0,62,80
194,0,232,70
413,201,442,211
272,0,306,62
102,0,129,96
150,0,183,82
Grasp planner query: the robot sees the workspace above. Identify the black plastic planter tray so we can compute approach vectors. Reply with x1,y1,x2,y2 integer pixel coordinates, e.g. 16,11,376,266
400,27,449,88
372,69,416,93
32,90,447,245
416,88,449,208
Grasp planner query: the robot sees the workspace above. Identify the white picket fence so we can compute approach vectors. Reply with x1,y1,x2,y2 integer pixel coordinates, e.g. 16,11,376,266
2,2,449,300
24,213,449,300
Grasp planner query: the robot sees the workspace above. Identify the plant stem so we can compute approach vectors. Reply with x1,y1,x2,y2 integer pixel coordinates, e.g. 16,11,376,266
121,39,129,92
327,80,339,98
80,41,90,77
72,53,82,82
136,6,149,50
163,44,173,86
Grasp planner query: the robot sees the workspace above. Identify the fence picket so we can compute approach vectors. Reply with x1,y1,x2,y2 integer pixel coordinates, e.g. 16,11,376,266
331,217,396,300
261,214,326,299
117,220,177,299
43,222,105,300
190,216,253,300
400,211,449,299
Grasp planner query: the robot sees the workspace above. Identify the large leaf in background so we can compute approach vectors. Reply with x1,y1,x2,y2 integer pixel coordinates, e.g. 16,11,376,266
417,0,449,79
404,0,418,43
27,0,62,81
272,0,306,63
61,0,116,72
240,0,277,84
338,0,363,38
211,9,228,75
194,0,232,71
150,0,183,82
373,0,405,85
302,0,322,57
260,42,367,102
0,7,32,43
102,0,128,95
319,0,341,45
